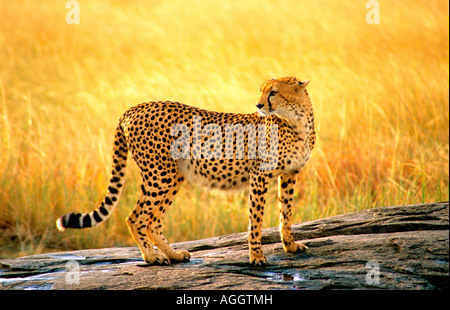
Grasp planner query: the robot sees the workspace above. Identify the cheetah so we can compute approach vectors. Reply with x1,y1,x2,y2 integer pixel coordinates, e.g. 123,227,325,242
56,76,316,267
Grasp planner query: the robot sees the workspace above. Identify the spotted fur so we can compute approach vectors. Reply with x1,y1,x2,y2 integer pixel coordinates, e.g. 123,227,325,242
56,76,315,266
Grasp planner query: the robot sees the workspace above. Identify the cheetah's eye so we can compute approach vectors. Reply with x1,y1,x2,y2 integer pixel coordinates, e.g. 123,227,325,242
269,90,277,97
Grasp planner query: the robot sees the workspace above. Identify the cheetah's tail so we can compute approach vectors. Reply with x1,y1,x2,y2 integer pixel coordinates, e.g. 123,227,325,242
56,122,128,231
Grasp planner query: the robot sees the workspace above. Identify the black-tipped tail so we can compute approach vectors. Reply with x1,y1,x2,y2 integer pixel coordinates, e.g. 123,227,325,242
56,122,128,233
57,212,83,231
56,208,108,231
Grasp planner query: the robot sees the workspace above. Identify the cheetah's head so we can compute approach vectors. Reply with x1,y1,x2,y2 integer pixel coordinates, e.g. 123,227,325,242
256,76,310,119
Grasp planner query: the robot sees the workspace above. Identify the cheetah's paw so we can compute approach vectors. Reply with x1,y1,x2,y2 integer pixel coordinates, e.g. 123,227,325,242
249,252,268,267
283,241,308,254
169,250,191,263
142,252,171,266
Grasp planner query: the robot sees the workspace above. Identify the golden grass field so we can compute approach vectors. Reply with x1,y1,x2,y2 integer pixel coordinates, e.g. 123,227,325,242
0,0,448,258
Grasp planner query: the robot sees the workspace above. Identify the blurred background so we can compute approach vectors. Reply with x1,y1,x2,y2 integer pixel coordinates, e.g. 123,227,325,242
0,0,448,258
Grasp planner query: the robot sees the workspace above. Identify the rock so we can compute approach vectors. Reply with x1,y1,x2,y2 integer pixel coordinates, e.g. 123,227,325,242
0,202,448,290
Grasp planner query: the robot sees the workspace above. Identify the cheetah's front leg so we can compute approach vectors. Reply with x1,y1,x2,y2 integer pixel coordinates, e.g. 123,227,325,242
278,173,307,253
248,171,269,266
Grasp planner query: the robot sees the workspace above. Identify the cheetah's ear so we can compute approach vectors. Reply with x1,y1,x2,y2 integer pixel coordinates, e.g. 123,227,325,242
295,79,309,93
298,79,310,87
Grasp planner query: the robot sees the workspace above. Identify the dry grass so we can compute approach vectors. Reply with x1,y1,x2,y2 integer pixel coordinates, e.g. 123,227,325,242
0,0,448,258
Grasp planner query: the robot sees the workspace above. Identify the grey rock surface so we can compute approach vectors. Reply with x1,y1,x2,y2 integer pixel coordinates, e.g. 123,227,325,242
1,202,448,290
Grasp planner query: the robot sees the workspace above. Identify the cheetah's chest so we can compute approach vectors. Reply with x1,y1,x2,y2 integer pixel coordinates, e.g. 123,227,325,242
275,126,311,173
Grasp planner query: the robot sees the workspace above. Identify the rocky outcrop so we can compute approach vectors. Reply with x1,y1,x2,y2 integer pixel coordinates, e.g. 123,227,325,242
0,202,448,290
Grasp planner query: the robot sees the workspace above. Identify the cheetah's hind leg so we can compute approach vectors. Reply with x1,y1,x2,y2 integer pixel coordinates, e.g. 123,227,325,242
144,171,191,264
126,190,170,265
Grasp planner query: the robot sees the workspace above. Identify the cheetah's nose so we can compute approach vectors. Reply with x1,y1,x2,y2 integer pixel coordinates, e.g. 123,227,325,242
256,103,264,109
